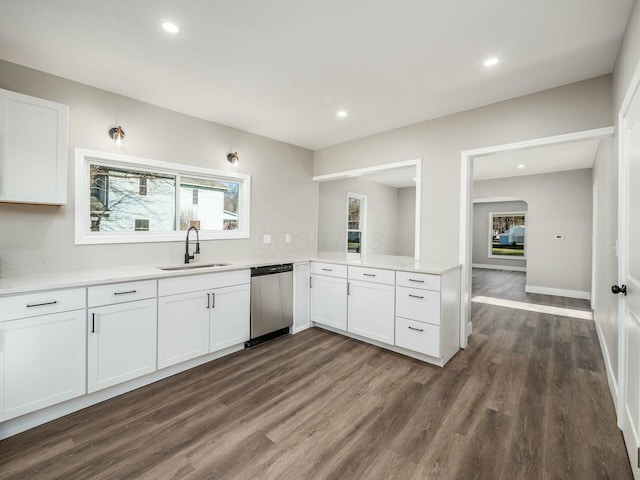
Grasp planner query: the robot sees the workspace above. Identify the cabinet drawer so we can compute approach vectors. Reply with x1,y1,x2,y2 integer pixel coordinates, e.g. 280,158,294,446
159,269,250,297
310,262,347,278
396,286,440,325
348,266,394,285
395,317,440,358
0,288,86,322
88,280,157,307
396,271,440,291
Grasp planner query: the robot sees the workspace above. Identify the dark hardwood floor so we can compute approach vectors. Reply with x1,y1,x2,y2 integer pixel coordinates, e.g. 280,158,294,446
0,270,631,479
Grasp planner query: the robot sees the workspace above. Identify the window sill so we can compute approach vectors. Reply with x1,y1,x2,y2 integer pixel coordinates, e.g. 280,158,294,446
75,230,250,245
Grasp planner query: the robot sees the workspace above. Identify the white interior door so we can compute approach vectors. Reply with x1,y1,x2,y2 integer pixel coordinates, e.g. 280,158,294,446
619,68,640,479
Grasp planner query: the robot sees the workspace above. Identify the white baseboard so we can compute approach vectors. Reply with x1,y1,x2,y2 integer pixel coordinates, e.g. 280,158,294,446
472,263,526,272
525,284,591,300
594,312,619,416
291,323,311,334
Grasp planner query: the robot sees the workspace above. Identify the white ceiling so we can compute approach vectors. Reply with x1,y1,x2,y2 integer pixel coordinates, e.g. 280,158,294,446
473,137,602,181
0,1,633,150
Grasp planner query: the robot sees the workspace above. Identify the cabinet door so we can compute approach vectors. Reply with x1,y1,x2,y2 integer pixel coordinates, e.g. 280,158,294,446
0,310,85,421
88,299,157,393
210,284,250,352
293,263,310,333
310,275,347,331
0,88,69,205
158,291,210,369
348,280,395,345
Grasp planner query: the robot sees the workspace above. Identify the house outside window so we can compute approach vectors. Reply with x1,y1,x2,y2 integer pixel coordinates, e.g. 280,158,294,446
77,149,250,244
489,212,526,259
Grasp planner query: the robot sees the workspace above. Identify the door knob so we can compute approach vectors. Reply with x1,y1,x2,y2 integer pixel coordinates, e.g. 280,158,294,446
611,284,627,295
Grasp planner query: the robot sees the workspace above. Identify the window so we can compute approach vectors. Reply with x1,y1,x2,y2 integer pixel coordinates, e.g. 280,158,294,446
135,219,150,231
76,149,250,244
489,212,526,259
347,193,366,256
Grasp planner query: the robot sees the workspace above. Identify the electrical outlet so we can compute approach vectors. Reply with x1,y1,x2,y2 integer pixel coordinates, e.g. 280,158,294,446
285,233,291,243
263,234,272,244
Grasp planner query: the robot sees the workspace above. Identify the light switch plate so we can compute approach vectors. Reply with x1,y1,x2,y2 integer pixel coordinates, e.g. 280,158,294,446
263,234,272,244
285,233,291,243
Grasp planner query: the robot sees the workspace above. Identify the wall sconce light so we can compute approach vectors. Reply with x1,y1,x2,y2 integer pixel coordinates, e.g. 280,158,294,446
108,125,125,147
227,151,239,167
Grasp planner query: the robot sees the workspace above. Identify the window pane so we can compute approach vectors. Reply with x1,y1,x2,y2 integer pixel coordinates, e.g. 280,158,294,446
180,176,239,231
89,165,176,232
491,214,525,256
348,197,361,230
348,231,361,253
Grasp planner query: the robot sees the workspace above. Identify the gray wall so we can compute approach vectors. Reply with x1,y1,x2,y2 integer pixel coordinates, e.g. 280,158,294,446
397,187,416,256
472,201,528,269
317,177,399,255
474,169,593,294
313,75,613,267
0,60,318,276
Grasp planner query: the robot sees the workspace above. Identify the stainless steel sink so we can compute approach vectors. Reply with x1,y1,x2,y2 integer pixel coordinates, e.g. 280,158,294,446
159,263,230,271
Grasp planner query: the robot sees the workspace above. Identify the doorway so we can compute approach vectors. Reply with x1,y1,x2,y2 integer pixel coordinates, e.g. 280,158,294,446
459,127,614,348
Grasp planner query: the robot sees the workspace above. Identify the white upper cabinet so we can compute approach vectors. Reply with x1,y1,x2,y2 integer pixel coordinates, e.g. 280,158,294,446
0,88,69,205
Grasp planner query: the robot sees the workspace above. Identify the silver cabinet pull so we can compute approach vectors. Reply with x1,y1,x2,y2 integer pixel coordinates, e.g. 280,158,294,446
363,273,376,277
347,283,351,295
92,313,96,333
26,300,58,308
212,292,216,308
207,293,210,309
114,290,137,296
409,279,424,283
408,294,424,299
322,268,333,272
408,326,424,332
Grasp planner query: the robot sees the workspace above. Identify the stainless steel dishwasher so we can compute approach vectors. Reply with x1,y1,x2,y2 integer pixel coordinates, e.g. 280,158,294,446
248,263,293,346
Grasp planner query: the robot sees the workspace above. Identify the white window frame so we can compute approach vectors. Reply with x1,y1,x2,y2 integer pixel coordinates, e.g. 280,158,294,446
488,211,527,260
75,148,250,245
347,192,367,258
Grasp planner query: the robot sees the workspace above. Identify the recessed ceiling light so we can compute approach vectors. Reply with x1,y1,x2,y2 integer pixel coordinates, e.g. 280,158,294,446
484,57,499,67
162,22,179,34
337,110,348,118
517,164,525,169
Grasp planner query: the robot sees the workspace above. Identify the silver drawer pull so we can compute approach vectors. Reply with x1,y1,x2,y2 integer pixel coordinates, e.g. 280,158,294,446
322,268,333,271
408,294,424,299
26,300,58,308
409,279,424,283
363,273,376,277
114,290,137,295
408,326,424,332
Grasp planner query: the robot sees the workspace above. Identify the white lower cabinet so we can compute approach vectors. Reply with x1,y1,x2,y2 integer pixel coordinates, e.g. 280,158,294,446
157,291,210,369
347,279,394,345
310,274,347,330
292,263,311,333
87,299,157,393
158,270,251,369
210,284,250,351
0,309,86,421
395,317,440,357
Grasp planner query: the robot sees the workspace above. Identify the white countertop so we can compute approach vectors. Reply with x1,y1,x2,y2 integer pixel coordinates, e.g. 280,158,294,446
314,252,460,275
0,252,460,296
